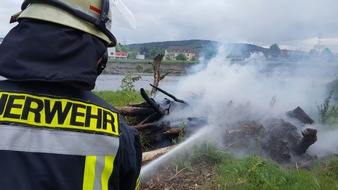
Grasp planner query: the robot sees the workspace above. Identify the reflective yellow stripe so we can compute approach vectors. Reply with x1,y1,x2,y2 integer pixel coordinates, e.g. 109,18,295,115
135,175,141,190
101,156,115,190
82,156,97,190
82,156,116,190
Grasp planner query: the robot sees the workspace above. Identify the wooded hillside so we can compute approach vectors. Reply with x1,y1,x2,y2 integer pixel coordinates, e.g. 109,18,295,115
127,39,266,53
126,39,269,60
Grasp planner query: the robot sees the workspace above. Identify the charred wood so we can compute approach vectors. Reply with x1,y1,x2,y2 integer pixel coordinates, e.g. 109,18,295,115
286,106,315,124
139,113,163,125
149,84,186,104
116,106,155,117
261,118,317,163
127,101,151,107
119,83,318,163
141,88,165,116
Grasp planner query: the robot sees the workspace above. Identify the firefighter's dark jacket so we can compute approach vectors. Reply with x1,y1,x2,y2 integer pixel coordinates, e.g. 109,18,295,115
0,19,142,190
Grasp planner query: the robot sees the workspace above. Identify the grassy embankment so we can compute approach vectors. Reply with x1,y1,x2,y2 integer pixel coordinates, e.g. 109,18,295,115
108,58,197,65
105,59,197,75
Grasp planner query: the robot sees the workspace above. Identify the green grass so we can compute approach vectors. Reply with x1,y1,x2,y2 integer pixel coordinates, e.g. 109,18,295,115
166,142,338,190
94,90,146,125
203,155,338,190
93,90,145,107
162,141,338,190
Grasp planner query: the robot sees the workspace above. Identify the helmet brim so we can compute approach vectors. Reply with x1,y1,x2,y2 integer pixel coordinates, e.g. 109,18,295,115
18,3,116,47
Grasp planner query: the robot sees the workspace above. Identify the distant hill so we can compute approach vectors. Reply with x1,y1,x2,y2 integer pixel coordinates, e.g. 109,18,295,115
127,39,267,52
126,39,269,59
127,40,268,59
127,39,218,50
124,40,337,62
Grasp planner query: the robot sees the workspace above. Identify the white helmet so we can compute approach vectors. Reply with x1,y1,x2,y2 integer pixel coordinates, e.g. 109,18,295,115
11,0,135,47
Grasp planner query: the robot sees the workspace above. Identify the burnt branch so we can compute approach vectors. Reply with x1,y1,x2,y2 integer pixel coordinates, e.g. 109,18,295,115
149,84,186,104
140,88,164,116
116,106,155,116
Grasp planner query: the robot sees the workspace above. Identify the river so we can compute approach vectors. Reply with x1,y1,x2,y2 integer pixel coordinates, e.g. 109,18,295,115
0,75,182,92
94,74,182,91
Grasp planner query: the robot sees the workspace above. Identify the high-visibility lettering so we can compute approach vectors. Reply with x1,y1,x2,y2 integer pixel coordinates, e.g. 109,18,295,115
44,100,73,124
0,92,119,136
4,95,24,119
102,110,116,133
85,106,102,129
0,93,9,115
22,97,44,122
70,103,86,126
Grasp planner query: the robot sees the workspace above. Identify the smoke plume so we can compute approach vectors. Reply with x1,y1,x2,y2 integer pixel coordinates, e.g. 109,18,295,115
158,44,338,158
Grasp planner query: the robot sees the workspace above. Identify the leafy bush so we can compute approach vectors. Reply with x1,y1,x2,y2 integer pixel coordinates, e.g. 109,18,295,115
120,71,142,92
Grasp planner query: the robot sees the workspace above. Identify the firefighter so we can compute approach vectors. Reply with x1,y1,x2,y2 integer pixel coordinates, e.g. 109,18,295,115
0,0,142,189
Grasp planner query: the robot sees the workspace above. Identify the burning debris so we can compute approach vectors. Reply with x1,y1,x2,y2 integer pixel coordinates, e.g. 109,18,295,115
117,85,318,164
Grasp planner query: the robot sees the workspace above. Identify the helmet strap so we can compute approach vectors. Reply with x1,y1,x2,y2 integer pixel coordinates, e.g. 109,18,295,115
97,50,108,75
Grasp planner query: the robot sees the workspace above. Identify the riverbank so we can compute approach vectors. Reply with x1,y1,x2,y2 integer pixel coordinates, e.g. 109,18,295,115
104,61,193,75
94,74,182,92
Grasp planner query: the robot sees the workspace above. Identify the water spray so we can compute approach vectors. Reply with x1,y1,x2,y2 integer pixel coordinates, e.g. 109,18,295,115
140,125,217,180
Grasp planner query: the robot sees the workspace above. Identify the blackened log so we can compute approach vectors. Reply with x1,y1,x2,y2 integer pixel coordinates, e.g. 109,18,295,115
128,101,151,107
295,127,317,154
139,112,163,125
134,120,169,131
134,122,159,130
140,88,165,116
116,106,155,117
261,118,317,163
286,106,314,124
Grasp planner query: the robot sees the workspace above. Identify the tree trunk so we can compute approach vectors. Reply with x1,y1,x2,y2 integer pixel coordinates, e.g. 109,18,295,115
150,54,171,97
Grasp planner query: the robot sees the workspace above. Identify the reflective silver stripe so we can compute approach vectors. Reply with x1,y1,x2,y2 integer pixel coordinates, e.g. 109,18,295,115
94,156,105,189
0,124,119,156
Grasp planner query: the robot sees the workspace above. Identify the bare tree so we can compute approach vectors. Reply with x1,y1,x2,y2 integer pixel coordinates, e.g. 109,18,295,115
150,54,170,97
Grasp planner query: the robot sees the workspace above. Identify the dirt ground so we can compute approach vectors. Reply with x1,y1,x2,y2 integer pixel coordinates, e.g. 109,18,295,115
139,160,218,190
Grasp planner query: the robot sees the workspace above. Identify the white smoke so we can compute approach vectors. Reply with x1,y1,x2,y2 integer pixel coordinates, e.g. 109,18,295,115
157,44,338,158
307,125,338,157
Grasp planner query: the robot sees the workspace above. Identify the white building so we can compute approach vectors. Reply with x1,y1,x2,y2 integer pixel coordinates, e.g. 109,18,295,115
107,47,116,58
136,53,145,60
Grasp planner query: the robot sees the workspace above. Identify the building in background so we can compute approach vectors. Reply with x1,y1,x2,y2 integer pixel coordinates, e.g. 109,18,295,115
107,47,127,59
164,46,196,61
107,47,116,58
136,53,145,60
114,52,127,59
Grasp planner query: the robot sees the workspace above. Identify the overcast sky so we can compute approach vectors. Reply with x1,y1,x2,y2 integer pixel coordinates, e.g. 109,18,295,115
1,0,338,52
